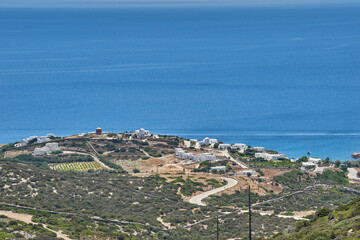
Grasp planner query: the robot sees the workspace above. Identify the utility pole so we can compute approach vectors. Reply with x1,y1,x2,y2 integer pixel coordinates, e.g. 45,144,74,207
216,213,219,240
248,185,252,240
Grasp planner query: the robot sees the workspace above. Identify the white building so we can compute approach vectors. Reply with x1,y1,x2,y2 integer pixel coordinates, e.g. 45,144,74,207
236,170,257,177
19,139,28,147
194,153,217,162
302,162,316,167
175,148,216,162
219,144,231,149
134,128,150,137
200,137,218,145
46,142,59,151
183,152,194,159
33,142,59,155
231,143,247,151
308,157,322,164
210,166,226,173
252,147,265,152
37,136,50,143
34,147,51,156
175,148,194,160
255,152,287,160
175,148,185,156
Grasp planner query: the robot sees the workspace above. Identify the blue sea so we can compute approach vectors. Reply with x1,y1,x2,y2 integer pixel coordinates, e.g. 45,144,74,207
1,4,360,160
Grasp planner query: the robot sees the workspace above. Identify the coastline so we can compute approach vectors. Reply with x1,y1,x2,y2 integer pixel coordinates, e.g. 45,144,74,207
1,129,359,161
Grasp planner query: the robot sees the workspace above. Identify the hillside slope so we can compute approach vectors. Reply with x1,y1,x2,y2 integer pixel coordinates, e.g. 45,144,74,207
273,197,360,240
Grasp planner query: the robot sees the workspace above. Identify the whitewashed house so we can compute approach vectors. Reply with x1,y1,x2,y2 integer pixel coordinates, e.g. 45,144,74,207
308,157,322,164
34,146,51,156
219,144,231,149
183,152,194,159
200,137,218,145
19,139,28,147
135,128,150,137
302,162,316,167
46,142,59,151
210,166,226,173
194,153,217,162
231,143,247,151
37,136,50,143
252,147,265,152
175,148,194,160
175,148,216,162
175,148,185,156
33,142,59,155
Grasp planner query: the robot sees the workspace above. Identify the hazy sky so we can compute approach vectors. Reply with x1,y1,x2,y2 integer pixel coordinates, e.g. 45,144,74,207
1,0,359,8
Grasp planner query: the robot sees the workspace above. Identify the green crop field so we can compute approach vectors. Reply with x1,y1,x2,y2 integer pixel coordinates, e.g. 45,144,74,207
50,161,105,171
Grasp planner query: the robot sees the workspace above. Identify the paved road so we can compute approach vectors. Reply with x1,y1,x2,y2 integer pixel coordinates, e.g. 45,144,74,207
189,177,238,206
221,150,248,169
348,168,360,180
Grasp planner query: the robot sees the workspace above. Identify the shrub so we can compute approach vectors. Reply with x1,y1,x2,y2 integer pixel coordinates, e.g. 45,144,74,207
315,208,332,218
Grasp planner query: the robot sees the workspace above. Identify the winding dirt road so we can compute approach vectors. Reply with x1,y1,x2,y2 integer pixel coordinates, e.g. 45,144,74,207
189,177,238,206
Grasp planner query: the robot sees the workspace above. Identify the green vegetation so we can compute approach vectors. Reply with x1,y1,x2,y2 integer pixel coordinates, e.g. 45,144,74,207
180,178,205,196
273,170,349,190
248,158,295,168
0,216,60,240
194,160,229,173
256,169,264,176
97,156,123,171
0,161,190,239
50,150,63,155
4,154,93,169
317,169,349,185
1,133,359,239
228,148,296,168
0,143,17,152
273,197,360,239
143,147,162,157
206,178,223,188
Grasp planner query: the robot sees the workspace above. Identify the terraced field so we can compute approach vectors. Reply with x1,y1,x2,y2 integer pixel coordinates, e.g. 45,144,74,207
50,161,105,171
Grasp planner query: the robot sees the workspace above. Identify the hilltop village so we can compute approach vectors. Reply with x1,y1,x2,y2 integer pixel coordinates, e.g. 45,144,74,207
0,128,360,240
